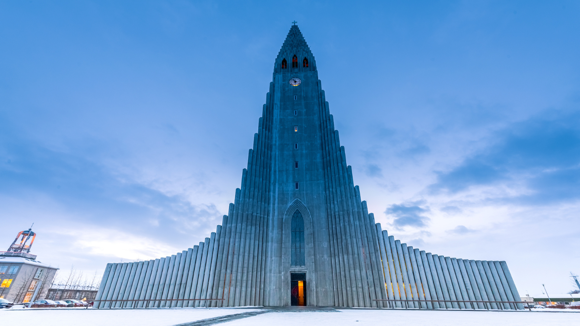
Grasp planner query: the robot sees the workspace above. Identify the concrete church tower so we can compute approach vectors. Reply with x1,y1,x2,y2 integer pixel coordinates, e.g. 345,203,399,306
265,24,381,307
95,25,523,310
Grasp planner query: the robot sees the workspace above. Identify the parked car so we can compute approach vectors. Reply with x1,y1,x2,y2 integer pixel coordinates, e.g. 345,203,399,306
64,299,84,307
54,300,68,307
31,300,58,308
533,305,545,309
0,298,14,309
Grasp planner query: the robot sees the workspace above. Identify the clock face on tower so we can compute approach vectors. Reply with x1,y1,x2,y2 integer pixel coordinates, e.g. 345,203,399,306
289,78,301,86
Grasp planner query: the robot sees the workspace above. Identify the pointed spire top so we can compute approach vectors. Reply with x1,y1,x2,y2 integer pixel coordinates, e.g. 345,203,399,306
280,24,309,54
274,24,316,72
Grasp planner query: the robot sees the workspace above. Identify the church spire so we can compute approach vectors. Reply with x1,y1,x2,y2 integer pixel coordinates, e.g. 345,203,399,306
275,24,316,72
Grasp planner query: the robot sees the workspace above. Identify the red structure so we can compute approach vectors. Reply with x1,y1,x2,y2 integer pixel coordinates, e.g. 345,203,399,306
1,227,37,260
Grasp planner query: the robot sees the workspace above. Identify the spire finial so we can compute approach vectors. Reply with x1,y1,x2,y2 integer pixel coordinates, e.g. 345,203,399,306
292,21,297,26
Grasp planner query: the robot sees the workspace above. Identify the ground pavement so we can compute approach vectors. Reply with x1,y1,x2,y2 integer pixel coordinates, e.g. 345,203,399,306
1,306,579,326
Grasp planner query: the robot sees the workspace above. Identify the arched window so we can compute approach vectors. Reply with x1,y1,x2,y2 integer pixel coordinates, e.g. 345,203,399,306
291,210,305,266
303,58,308,68
281,59,287,69
292,55,298,68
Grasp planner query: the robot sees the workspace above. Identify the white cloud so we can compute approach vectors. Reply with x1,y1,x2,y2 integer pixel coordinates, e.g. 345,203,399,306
53,226,181,262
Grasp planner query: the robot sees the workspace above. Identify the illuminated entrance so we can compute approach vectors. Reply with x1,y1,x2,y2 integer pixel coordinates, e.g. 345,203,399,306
291,273,307,306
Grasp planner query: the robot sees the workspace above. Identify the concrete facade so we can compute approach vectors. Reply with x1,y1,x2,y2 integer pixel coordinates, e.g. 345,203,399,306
96,25,523,309
0,256,58,303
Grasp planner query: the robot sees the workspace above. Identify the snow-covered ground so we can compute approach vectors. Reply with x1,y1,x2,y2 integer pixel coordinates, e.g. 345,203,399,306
0,307,259,326
220,309,579,326
1,307,578,326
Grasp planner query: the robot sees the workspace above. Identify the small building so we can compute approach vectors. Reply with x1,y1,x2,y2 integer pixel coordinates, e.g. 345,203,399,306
533,294,580,305
47,284,99,302
0,228,58,303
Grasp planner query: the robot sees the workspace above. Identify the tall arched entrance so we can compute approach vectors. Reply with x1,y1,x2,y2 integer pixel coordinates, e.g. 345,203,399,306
290,210,306,306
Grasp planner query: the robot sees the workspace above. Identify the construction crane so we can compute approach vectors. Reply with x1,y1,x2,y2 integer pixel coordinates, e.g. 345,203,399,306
571,272,580,293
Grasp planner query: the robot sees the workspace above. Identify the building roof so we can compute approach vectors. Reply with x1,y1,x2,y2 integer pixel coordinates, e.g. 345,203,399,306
0,255,58,269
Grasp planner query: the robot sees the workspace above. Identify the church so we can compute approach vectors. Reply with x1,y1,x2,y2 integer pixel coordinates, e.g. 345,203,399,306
94,25,523,310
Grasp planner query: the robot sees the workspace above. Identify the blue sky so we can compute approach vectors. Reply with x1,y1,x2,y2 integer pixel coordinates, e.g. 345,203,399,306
1,1,579,296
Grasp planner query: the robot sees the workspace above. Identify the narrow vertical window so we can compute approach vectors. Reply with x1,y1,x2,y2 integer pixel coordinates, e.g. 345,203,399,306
34,268,44,279
294,95,297,100
303,58,309,67
295,161,298,168
281,59,287,69
294,126,298,132
291,210,305,266
294,143,298,149
292,55,298,68
23,292,33,303
294,110,297,116
295,182,299,190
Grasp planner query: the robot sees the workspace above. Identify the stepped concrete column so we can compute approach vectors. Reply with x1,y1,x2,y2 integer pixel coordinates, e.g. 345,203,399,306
431,255,452,309
164,253,181,307
122,262,140,308
460,259,484,309
413,249,433,309
184,246,199,307
401,243,418,308
474,261,497,309
152,257,170,308
132,260,153,308
160,255,177,307
171,251,188,307
443,257,463,309
383,233,401,307
456,259,478,309
375,224,394,307
94,264,113,309
388,237,406,307
499,261,523,310
137,260,155,308
206,226,222,306
481,261,503,309
487,261,510,309
423,252,442,309
450,258,470,309
394,240,413,308
108,263,127,309
177,249,193,307
493,261,515,309
143,259,160,308
212,217,229,307
193,239,210,307
408,247,428,309
438,257,458,309
468,260,491,309
199,233,216,307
